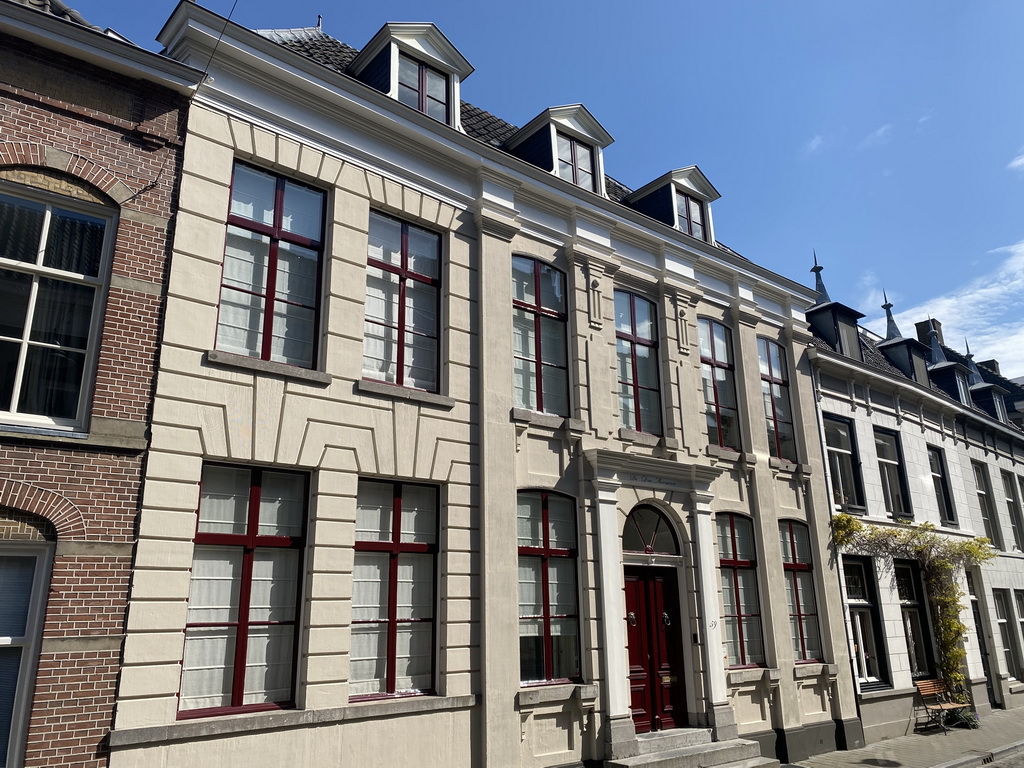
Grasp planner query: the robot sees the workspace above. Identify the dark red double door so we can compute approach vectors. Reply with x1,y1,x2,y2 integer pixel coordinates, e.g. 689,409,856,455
625,566,686,733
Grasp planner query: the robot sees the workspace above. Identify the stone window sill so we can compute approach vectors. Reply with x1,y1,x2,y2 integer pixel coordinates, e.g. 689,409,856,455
769,457,811,474
0,416,147,451
357,379,455,409
706,444,755,464
109,694,478,748
511,408,585,433
205,349,331,385
617,427,679,450
793,663,838,680
727,666,779,686
516,683,598,707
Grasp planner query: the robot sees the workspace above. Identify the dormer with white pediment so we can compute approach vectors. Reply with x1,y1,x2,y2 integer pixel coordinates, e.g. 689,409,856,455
503,104,613,195
347,22,473,130
622,166,720,244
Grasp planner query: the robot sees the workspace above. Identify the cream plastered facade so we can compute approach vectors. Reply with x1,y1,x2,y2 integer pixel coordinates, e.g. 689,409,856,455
810,343,1024,742
110,4,860,767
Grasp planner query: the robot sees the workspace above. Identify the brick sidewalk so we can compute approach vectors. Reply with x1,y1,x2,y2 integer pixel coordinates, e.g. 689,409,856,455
788,708,1024,768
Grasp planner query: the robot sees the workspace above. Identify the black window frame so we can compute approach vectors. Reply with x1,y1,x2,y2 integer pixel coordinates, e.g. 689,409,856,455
843,556,890,690
894,560,934,679
973,461,1004,550
927,445,957,526
823,414,865,511
873,427,912,520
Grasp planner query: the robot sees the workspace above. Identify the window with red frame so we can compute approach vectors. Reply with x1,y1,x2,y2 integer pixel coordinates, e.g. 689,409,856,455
698,318,741,451
556,132,597,192
179,465,307,716
351,480,438,698
518,491,580,683
363,211,441,392
758,338,797,462
779,520,822,662
615,291,662,435
397,53,449,123
512,256,569,416
717,513,763,667
216,163,324,369
675,190,707,242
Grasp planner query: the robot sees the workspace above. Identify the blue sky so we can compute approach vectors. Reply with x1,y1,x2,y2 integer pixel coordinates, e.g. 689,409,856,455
79,0,1024,377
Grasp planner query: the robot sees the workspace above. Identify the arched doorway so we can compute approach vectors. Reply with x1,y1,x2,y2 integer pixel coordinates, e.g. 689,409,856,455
622,505,686,733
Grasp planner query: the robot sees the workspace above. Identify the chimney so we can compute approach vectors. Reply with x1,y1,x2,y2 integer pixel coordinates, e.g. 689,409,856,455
980,359,1001,375
915,319,943,346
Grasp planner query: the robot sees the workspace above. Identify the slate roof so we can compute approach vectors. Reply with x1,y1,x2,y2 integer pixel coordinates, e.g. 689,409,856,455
5,0,100,30
811,324,1024,431
254,28,646,199
251,26,751,265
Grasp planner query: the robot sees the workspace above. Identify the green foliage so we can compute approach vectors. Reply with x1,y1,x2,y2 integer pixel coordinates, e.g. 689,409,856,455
831,513,996,691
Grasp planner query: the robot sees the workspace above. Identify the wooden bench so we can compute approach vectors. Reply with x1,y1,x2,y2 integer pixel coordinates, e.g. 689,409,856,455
913,679,970,733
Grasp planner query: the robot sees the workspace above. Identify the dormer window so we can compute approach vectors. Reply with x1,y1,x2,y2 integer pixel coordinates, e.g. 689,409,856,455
955,371,971,405
346,23,473,131
995,394,1008,423
504,105,613,197
621,167,719,240
676,190,707,241
556,132,596,191
398,53,448,123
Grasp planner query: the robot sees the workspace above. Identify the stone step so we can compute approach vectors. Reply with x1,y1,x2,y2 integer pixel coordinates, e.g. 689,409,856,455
636,728,714,754
607,738,774,768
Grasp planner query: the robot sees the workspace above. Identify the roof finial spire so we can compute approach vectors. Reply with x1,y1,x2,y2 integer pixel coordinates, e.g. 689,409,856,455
965,338,984,385
317,14,322,28
926,318,947,367
881,290,902,341
810,250,831,305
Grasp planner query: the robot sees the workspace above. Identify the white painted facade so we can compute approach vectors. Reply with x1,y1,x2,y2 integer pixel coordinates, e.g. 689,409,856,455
809,327,1024,742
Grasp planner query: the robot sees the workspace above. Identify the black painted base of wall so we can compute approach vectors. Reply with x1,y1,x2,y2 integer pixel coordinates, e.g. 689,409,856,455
747,718,866,763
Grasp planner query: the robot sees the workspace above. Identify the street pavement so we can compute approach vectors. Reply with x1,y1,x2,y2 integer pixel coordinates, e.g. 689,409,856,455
787,707,1024,768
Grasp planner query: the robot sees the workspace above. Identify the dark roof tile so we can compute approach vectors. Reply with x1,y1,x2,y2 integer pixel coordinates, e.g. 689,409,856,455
253,27,637,195
6,0,100,29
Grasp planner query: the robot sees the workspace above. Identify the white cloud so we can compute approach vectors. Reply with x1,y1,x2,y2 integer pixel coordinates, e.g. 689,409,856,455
864,242,1024,378
857,270,884,312
858,124,892,150
804,135,823,155
1008,152,1024,171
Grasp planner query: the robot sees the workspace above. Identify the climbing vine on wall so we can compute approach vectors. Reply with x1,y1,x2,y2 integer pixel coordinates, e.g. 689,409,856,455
831,513,995,693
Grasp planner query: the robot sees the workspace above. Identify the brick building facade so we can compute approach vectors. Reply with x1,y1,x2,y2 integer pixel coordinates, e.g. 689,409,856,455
0,2,200,766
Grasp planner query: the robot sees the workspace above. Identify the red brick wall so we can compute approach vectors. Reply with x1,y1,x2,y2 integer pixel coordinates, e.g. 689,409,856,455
0,27,189,768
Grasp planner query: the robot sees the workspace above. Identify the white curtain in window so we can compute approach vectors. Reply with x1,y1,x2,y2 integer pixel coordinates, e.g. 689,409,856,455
180,627,236,710
198,466,250,535
356,482,393,542
258,472,305,537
